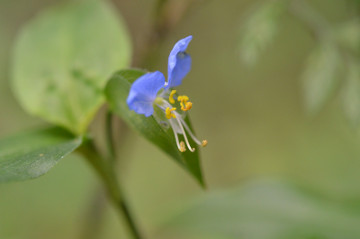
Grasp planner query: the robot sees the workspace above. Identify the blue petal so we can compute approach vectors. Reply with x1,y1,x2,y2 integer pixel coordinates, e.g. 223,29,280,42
167,35,193,88
127,71,165,117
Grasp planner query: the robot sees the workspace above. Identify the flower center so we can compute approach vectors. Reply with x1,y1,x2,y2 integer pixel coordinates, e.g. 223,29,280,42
154,97,164,106
153,89,207,153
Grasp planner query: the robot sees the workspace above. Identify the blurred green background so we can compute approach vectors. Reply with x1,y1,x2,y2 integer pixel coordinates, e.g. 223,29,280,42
1,0,360,238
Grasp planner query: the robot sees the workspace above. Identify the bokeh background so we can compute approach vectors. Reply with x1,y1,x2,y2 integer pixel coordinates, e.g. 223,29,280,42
1,0,360,238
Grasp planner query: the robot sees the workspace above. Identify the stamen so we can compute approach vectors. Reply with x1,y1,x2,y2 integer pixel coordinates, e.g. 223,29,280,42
178,95,192,111
175,116,195,152
201,140,208,147
169,119,182,151
156,98,206,152
178,95,189,102
179,117,208,147
169,90,177,104
180,141,186,152
182,102,192,111
165,107,177,119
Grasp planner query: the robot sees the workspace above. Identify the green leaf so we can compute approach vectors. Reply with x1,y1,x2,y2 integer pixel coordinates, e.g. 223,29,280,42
342,60,360,126
0,127,82,182
239,0,287,65
105,69,204,187
12,0,131,135
335,19,360,55
162,180,360,239
303,42,341,114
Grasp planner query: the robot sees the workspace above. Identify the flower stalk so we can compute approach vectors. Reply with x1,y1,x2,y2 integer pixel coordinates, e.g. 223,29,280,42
79,139,143,239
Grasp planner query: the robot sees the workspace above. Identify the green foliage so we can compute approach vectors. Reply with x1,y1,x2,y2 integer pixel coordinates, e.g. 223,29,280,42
164,180,360,239
239,0,287,65
342,60,360,125
12,0,131,135
0,127,81,182
105,69,204,187
335,19,360,55
240,1,360,125
302,42,341,114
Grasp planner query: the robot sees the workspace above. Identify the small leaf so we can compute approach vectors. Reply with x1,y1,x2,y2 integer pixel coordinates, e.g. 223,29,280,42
105,69,204,187
162,180,360,239
335,19,360,55
342,60,360,126
239,0,287,65
12,0,131,135
303,42,341,114
0,127,82,182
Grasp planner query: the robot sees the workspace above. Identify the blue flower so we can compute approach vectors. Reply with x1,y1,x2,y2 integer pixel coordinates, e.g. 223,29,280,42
127,36,207,152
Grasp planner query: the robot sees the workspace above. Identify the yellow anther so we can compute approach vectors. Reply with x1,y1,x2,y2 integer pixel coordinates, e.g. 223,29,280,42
181,101,192,111
178,95,192,111
180,141,186,152
201,140,208,147
177,95,189,102
165,107,177,119
169,90,177,104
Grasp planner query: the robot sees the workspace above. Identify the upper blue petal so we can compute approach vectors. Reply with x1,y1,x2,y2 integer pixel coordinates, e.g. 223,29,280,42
127,71,165,117
167,35,193,88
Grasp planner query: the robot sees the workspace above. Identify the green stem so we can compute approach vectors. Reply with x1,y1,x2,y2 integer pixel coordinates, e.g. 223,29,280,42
79,141,142,239
106,110,116,162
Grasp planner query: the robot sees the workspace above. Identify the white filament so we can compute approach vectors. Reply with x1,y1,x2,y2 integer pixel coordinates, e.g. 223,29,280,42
174,113,195,152
179,117,202,145
168,119,182,151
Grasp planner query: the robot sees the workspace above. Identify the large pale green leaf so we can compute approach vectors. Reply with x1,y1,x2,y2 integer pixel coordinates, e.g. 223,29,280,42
162,180,360,239
12,0,131,135
303,42,341,114
0,127,82,182
105,69,204,187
